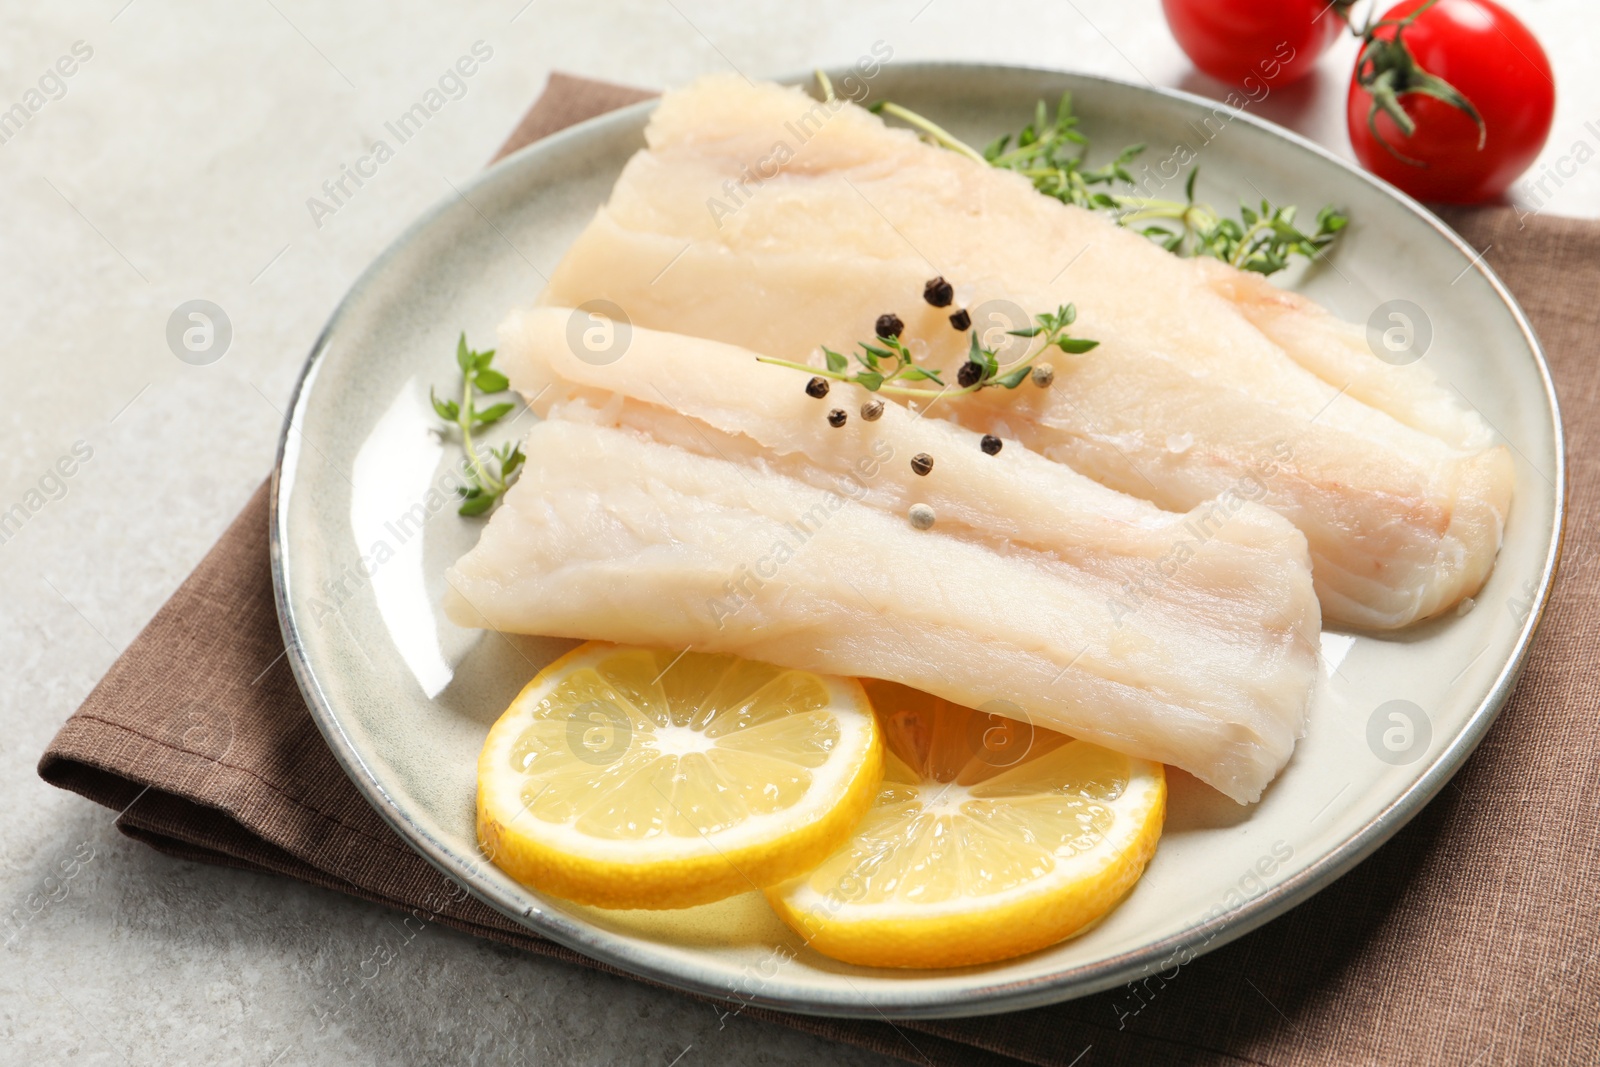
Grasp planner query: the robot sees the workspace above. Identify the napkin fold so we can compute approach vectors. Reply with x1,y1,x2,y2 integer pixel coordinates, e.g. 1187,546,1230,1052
40,73,1599,1067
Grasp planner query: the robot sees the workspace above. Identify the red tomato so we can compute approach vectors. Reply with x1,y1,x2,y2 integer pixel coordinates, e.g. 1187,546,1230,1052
1347,0,1555,203
1162,0,1343,88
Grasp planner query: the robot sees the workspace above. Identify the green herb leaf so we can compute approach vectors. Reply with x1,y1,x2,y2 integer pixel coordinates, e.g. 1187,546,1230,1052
458,492,496,516
855,371,884,391
824,347,848,373
996,365,1032,388
474,401,515,427
430,389,459,422
502,445,526,476
474,368,510,393
1058,337,1100,354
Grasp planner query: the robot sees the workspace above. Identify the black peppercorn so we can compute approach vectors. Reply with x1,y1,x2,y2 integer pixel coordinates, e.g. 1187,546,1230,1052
957,361,983,388
860,399,885,421
981,434,1003,455
949,308,972,331
875,313,904,338
923,276,954,308
910,452,934,476
805,376,830,399
827,408,848,427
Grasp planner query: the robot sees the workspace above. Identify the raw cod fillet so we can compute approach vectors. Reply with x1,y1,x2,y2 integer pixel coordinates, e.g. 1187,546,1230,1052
446,311,1322,803
537,75,1514,630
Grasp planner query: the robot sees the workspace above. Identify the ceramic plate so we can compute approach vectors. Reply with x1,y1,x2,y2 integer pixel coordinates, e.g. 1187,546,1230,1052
270,63,1564,1018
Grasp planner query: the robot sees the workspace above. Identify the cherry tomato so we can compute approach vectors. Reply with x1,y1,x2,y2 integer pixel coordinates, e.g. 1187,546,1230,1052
1347,0,1555,203
1162,0,1343,89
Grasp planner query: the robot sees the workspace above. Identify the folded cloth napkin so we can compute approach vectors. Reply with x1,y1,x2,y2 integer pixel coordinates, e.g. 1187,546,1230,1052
39,73,1599,1067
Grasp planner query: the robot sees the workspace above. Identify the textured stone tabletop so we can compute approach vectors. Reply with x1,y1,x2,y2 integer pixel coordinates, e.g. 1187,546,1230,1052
2,2,1592,1065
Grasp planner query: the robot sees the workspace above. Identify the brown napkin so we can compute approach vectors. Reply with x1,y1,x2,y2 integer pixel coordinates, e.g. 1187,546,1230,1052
39,74,1598,1067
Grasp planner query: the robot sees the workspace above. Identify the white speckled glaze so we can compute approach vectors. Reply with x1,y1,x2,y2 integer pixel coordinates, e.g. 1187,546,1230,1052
271,64,1563,1019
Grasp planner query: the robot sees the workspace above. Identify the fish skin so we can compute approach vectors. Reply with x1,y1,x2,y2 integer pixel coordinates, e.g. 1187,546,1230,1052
445,414,1319,805
537,75,1513,630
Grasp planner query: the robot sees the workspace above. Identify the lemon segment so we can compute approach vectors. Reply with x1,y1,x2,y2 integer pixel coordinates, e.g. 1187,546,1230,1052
766,682,1165,968
477,643,883,910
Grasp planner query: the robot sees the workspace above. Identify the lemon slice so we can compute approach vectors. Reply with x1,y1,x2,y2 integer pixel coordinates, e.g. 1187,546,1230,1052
766,681,1165,968
477,642,883,910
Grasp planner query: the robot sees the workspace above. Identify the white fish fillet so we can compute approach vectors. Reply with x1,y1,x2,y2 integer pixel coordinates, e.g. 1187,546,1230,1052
447,312,1322,803
538,75,1514,629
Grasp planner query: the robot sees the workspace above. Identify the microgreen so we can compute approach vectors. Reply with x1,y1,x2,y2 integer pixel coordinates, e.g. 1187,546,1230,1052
431,333,525,517
758,304,1095,401
865,86,1347,278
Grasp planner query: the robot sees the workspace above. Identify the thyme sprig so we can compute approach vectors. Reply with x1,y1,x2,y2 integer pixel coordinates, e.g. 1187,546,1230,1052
974,96,1145,211
867,86,1347,277
1119,169,1347,275
758,332,942,397
966,303,1098,394
758,304,1096,400
431,333,525,516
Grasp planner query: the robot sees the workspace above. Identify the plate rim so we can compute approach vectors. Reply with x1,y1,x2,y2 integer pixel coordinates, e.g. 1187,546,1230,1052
269,60,1567,1019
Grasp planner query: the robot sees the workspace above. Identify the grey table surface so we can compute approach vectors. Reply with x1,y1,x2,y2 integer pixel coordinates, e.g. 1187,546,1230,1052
1,2,1592,1065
